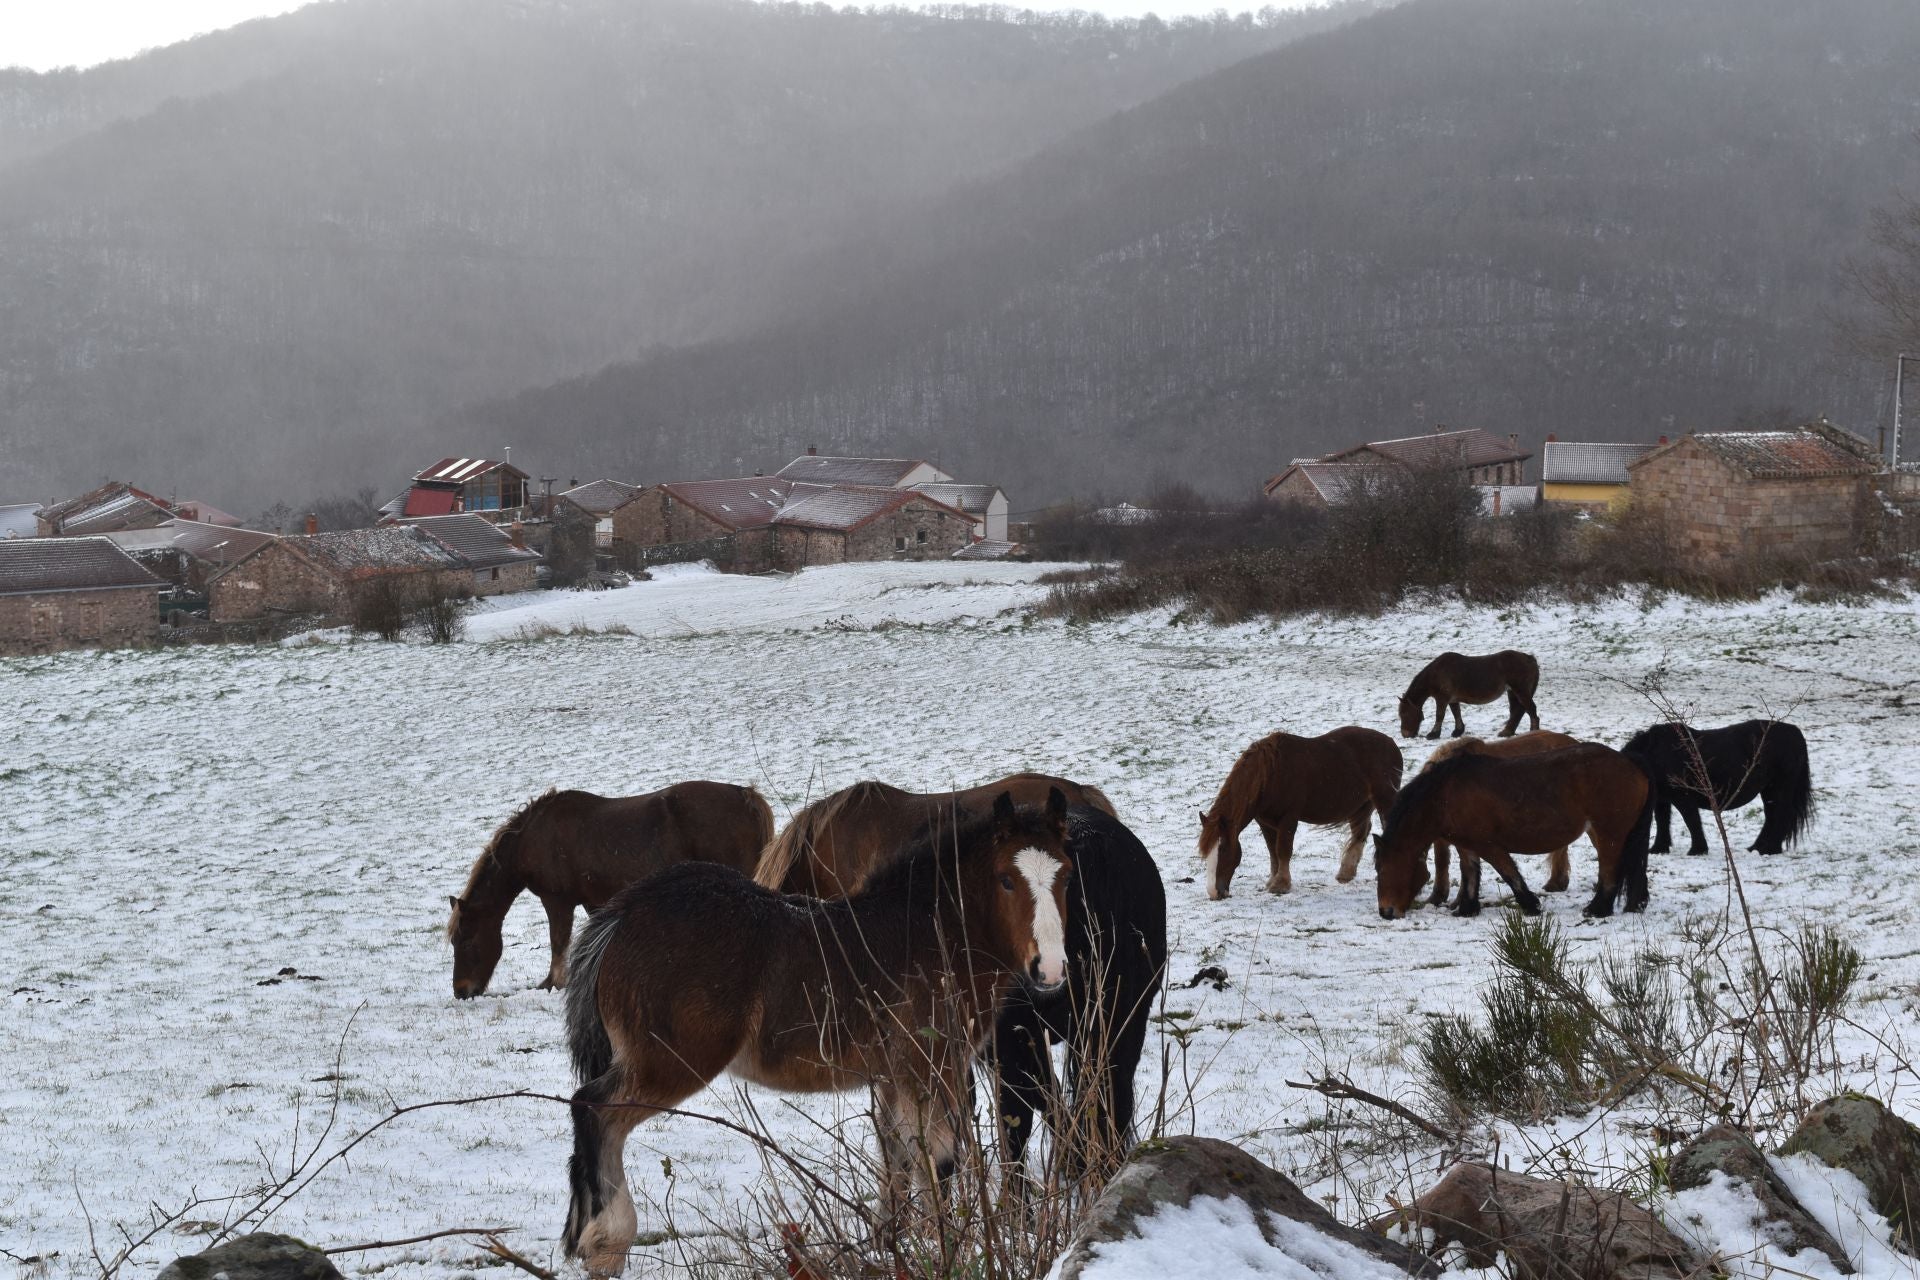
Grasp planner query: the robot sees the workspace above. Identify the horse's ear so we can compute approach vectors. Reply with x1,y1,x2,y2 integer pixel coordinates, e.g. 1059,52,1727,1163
992,791,1016,826
1045,786,1069,828
448,894,461,910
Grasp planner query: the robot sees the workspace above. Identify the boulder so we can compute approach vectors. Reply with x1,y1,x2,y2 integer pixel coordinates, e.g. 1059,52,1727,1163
1780,1095,1920,1251
1051,1135,1439,1280
156,1233,343,1280
1668,1123,1852,1271
1395,1162,1698,1280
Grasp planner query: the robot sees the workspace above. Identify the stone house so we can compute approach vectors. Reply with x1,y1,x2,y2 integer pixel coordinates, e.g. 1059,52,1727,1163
560,479,641,550
1626,422,1881,567
398,514,543,596
907,482,1009,542
611,477,796,567
106,520,276,592
1315,427,1531,486
1540,439,1661,512
0,537,162,654
209,526,467,622
774,452,952,488
766,488,975,569
1261,462,1385,508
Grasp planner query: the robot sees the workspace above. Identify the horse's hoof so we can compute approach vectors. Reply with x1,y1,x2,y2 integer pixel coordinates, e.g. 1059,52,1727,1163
1583,902,1615,919
1544,878,1569,893
1517,899,1543,916
1335,869,1357,884
1266,881,1293,896
1687,847,1708,857
1451,901,1481,918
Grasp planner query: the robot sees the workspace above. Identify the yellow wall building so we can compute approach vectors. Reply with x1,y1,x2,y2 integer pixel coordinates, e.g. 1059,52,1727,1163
1540,440,1659,512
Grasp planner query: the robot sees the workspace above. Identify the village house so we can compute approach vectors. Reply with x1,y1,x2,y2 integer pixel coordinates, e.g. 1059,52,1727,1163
774,452,952,488
1540,438,1661,512
1265,427,1533,507
397,514,543,595
1626,421,1881,567
766,487,976,569
380,457,533,520
907,482,1009,542
0,537,163,655
36,481,175,536
105,520,277,593
560,479,641,549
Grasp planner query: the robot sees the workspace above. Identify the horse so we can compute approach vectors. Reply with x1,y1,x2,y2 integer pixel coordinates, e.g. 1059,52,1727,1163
446,782,773,999
1622,720,1814,856
1397,650,1541,740
1196,727,1403,900
560,789,1075,1277
1373,745,1654,920
754,772,1115,899
1419,731,1582,907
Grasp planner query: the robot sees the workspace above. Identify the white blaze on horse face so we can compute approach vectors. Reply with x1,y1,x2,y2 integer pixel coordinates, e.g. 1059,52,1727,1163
1014,847,1068,988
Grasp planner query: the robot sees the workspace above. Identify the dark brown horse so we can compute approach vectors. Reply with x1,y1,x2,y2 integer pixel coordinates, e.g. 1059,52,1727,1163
562,789,1075,1277
1420,731,1582,906
1197,727,1403,900
1374,745,1654,920
754,772,1114,898
447,782,773,998
1398,650,1541,740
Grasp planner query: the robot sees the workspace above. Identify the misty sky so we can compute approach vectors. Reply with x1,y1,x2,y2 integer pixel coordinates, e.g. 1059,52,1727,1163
8,0,1320,70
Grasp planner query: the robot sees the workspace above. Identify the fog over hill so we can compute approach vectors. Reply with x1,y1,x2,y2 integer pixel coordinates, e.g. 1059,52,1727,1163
456,0,1920,503
0,0,1348,505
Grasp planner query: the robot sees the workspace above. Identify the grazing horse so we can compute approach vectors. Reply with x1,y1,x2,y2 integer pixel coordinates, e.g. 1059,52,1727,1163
754,772,1115,898
1374,745,1654,920
561,790,1075,1277
446,782,772,998
1197,727,1403,900
1397,650,1541,740
1623,720,1814,856
1420,731,1582,907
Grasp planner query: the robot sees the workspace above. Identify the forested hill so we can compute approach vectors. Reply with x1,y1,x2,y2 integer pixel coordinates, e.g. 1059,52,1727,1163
458,0,1920,503
0,0,1351,504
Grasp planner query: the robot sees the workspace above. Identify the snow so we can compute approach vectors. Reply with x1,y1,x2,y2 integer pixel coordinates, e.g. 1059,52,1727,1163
5,561,1920,1278
1051,1195,1416,1280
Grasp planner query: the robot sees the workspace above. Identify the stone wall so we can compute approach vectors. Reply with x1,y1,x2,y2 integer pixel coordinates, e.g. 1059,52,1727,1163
1266,469,1329,507
611,489,733,550
210,543,344,621
465,560,539,597
1631,440,1867,567
0,585,158,654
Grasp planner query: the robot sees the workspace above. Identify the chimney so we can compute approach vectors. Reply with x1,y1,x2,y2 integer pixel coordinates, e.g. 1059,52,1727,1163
304,512,318,536
508,520,525,549
1658,434,1669,445
569,477,578,489
1508,432,1520,452
807,444,818,456
1547,432,1558,442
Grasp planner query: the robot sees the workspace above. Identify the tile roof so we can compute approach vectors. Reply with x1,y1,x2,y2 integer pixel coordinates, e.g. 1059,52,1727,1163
106,520,273,568
1264,461,1387,502
405,514,543,569
39,482,177,535
0,536,162,595
1542,441,1658,485
774,456,936,487
951,539,1023,560
1321,428,1530,470
282,526,462,579
1641,426,1880,480
662,477,802,531
413,457,530,484
908,482,1001,517
0,503,41,539
1476,484,1539,515
561,479,640,515
171,499,246,527
772,486,970,533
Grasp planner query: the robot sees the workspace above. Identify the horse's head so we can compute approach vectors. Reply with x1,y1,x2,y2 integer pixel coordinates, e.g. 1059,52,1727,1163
446,894,502,999
1196,807,1242,901
1372,831,1423,920
984,787,1073,994
1397,696,1422,739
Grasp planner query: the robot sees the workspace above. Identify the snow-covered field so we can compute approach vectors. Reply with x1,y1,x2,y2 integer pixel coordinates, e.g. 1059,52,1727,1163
6,562,1920,1278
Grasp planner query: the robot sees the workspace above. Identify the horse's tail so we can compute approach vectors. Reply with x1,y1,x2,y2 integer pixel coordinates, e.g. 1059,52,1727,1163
562,898,628,1258
753,805,819,891
1619,749,1660,909
1077,782,1119,819
742,785,776,849
1771,723,1816,849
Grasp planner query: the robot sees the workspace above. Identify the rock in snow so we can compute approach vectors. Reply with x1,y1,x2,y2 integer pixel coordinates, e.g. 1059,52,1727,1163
155,1233,343,1280
1781,1096,1920,1254
1050,1135,1439,1280
1669,1123,1853,1271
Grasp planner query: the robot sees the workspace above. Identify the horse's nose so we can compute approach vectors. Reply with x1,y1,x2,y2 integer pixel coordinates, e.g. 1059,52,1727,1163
1379,906,1398,921
453,984,477,1000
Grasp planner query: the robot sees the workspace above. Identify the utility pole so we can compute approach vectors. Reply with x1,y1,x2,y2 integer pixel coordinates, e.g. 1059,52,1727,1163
1895,354,1919,471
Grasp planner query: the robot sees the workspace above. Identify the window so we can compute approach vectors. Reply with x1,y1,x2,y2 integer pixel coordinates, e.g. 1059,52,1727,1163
490,567,500,581
895,537,907,551
30,605,54,638
916,529,928,544
76,600,103,639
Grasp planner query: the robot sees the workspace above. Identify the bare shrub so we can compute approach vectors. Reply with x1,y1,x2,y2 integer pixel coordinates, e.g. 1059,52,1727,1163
418,586,469,644
350,578,410,640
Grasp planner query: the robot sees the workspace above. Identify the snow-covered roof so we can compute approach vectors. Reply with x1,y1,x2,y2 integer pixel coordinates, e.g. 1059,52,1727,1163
775,456,942,487
1542,441,1657,485
403,514,543,569
0,536,162,596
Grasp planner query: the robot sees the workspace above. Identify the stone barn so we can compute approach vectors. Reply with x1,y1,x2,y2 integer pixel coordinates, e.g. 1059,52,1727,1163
768,488,974,569
209,526,466,622
1626,422,1881,568
0,537,162,655
399,514,543,596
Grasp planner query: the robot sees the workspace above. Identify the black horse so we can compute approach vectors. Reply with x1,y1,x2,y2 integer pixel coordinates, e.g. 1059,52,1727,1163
990,804,1167,1178
1622,720,1814,856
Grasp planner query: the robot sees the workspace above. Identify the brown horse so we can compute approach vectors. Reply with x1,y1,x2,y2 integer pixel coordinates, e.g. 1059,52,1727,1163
1374,745,1654,920
447,782,773,998
1420,731,1582,906
561,789,1074,1277
1197,727,1403,900
754,772,1114,898
1397,650,1541,740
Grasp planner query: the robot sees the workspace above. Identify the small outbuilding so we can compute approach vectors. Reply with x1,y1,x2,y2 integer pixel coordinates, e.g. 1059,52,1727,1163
0,537,162,654
767,487,975,569
1626,421,1881,567
1540,440,1660,512
907,482,1009,542
399,514,543,595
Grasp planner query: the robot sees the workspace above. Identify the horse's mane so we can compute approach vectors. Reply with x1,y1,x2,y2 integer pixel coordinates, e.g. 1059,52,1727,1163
1380,753,1479,837
1421,736,1489,771
753,779,909,890
450,788,575,929
1198,736,1282,855
1073,781,1118,818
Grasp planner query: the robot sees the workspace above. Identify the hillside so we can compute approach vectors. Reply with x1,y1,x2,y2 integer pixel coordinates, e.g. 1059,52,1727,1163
458,0,1920,502
0,0,1345,504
